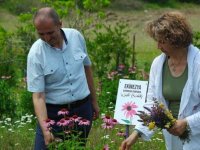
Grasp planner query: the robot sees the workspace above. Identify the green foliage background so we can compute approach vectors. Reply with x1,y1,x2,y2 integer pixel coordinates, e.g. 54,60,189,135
0,0,200,149
0,0,200,119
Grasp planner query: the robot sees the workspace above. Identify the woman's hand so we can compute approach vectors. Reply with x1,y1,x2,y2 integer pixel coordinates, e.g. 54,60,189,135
120,131,139,150
168,119,188,136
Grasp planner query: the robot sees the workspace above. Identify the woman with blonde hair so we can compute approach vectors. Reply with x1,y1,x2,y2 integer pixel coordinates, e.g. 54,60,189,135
120,11,200,150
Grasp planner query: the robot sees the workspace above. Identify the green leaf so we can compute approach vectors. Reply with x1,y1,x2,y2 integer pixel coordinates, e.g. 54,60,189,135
122,119,131,124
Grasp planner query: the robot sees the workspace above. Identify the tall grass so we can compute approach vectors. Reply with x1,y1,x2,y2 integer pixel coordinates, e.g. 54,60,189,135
88,123,166,150
0,114,166,150
0,114,35,150
0,8,19,31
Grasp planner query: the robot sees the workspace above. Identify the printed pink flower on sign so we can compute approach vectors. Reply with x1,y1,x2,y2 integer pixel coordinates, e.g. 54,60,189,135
122,101,138,118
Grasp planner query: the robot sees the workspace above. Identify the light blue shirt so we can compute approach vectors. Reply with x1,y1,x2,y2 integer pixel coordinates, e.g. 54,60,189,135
27,28,91,104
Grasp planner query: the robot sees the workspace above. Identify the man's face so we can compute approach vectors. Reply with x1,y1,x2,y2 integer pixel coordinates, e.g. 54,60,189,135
34,18,61,47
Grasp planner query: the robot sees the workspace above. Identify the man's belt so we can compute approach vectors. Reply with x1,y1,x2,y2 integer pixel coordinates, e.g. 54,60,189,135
68,95,90,109
46,95,90,109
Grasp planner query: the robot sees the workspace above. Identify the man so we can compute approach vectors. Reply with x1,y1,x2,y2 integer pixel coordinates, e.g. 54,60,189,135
27,7,99,149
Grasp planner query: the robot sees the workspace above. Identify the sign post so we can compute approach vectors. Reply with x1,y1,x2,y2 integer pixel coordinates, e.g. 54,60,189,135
125,125,129,138
114,79,148,137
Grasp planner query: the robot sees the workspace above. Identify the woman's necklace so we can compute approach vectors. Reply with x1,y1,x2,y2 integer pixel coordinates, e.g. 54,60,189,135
168,48,188,74
170,59,182,72
168,56,184,72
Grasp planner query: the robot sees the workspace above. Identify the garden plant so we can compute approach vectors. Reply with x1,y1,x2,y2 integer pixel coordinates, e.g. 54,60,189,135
0,0,200,149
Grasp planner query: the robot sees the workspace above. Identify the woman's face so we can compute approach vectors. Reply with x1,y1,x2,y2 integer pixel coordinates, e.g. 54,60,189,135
157,40,174,55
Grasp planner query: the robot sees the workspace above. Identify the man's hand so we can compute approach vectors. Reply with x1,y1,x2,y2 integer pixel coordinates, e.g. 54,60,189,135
33,92,54,145
43,130,54,145
92,100,100,120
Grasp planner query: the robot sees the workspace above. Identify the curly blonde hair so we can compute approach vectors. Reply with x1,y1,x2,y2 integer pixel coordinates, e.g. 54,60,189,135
146,11,192,48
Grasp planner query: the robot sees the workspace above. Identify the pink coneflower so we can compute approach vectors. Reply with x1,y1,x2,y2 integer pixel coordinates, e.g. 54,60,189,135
141,70,149,80
70,115,82,123
57,117,72,127
110,71,118,76
57,118,68,127
107,71,118,80
101,122,114,129
102,115,113,124
64,117,73,125
116,131,126,137
103,144,109,150
122,101,138,118
58,108,69,116
128,65,136,73
111,119,118,125
78,119,90,126
43,118,55,129
118,64,125,71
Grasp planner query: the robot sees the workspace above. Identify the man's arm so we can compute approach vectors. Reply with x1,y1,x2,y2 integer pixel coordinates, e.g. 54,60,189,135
32,92,54,145
84,66,100,120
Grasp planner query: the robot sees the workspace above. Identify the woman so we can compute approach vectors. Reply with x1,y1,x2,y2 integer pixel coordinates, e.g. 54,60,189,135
120,11,200,150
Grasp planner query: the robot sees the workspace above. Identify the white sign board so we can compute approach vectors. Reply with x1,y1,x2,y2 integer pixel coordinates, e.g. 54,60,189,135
114,79,148,125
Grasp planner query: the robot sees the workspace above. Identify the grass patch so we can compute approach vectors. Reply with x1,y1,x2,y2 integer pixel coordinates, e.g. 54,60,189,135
88,122,166,150
0,114,166,150
143,0,181,9
0,7,19,31
0,115,36,150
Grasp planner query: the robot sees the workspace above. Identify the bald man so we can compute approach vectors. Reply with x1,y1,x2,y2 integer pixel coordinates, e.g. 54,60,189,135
27,7,99,149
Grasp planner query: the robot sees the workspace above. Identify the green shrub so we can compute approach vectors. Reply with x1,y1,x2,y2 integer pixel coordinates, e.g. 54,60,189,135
193,31,200,48
0,80,17,119
86,22,133,78
1,0,42,15
0,26,21,87
19,90,34,115
143,0,169,3
177,0,200,3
